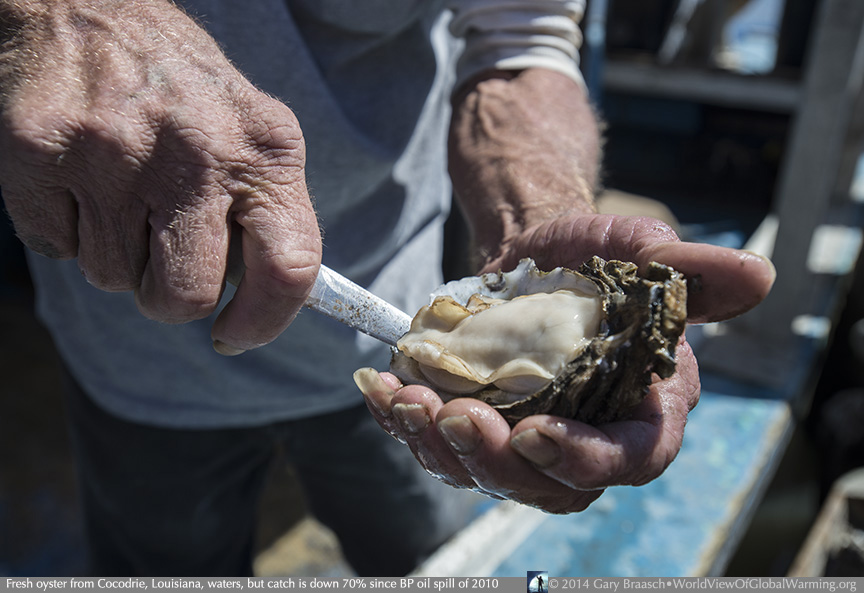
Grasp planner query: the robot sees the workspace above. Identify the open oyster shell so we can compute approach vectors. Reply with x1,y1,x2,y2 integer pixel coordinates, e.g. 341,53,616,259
390,256,688,426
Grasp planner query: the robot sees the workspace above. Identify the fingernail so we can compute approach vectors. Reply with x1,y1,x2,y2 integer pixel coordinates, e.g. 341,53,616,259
392,403,431,435
510,429,561,469
438,415,481,455
353,368,394,417
747,251,777,283
212,340,246,356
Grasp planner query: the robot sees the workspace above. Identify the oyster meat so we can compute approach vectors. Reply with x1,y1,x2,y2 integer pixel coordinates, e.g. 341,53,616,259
390,256,688,426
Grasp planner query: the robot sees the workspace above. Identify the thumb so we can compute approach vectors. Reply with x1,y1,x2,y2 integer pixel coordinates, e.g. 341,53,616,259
645,241,776,324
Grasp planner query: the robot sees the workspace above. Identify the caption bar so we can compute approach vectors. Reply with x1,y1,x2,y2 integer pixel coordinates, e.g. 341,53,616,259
2,578,863,593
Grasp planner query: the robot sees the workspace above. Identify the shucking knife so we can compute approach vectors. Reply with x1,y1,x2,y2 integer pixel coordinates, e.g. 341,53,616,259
303,265,413,347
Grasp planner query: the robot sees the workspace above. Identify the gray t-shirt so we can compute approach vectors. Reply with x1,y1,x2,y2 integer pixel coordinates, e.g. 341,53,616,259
25,0,585,428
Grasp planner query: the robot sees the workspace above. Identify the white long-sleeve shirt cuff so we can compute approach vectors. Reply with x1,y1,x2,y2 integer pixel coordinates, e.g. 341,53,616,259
448,0,587,92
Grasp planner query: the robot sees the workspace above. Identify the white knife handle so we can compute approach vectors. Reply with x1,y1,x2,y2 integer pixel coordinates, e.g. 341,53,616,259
304,265,412,347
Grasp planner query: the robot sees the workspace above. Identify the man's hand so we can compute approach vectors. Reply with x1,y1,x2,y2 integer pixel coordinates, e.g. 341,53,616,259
0,0,321,354
355,213,775,512
355,66,775,512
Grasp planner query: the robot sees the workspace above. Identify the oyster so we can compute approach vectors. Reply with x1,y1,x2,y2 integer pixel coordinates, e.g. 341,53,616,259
390,256,688,426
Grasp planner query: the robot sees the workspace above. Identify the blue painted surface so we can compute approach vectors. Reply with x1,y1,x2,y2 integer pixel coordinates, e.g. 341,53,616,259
490,389,791,577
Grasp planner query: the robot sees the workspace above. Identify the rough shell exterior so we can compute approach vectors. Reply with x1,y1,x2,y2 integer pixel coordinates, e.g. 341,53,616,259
390,256,688,426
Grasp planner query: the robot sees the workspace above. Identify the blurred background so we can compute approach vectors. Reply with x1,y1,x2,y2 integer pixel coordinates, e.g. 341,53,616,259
4,0,864,578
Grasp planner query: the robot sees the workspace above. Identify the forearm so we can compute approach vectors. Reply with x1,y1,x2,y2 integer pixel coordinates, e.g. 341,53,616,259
448,67,602,264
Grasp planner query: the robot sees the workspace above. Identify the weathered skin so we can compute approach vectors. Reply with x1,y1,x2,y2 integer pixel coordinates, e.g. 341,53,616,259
0,0,322,354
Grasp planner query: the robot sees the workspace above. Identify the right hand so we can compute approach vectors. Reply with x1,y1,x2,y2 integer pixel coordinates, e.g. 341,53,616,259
0,0,322,354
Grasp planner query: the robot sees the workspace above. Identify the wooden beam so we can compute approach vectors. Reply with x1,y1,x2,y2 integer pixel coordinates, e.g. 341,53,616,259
603,61,801,113
753,0,864,339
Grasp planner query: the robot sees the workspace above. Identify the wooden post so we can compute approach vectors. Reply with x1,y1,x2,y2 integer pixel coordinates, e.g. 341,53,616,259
696,0,864,390
747,0,864,340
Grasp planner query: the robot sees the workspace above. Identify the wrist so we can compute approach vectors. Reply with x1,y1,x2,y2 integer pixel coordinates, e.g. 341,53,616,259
449,68,601,265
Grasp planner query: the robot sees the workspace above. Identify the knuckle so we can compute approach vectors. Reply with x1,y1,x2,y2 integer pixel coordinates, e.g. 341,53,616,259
167,290,221,320
260,256,320,295
1,184,79,258
629,217,680,253
2,109,70,169
239,98,307,172
244,94,303,143
138,283,221,323
79,268,137,292
18,232,76,260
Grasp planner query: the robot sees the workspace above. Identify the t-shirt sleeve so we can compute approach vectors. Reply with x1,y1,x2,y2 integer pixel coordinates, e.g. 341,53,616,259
447,0,587,91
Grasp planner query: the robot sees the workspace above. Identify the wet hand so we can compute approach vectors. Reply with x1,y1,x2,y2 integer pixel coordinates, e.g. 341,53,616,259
482,213,775,324
354,345,698,513
354,213,774,511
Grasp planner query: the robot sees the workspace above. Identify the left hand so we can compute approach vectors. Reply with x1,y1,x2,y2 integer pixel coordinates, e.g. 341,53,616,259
354,213,775,513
